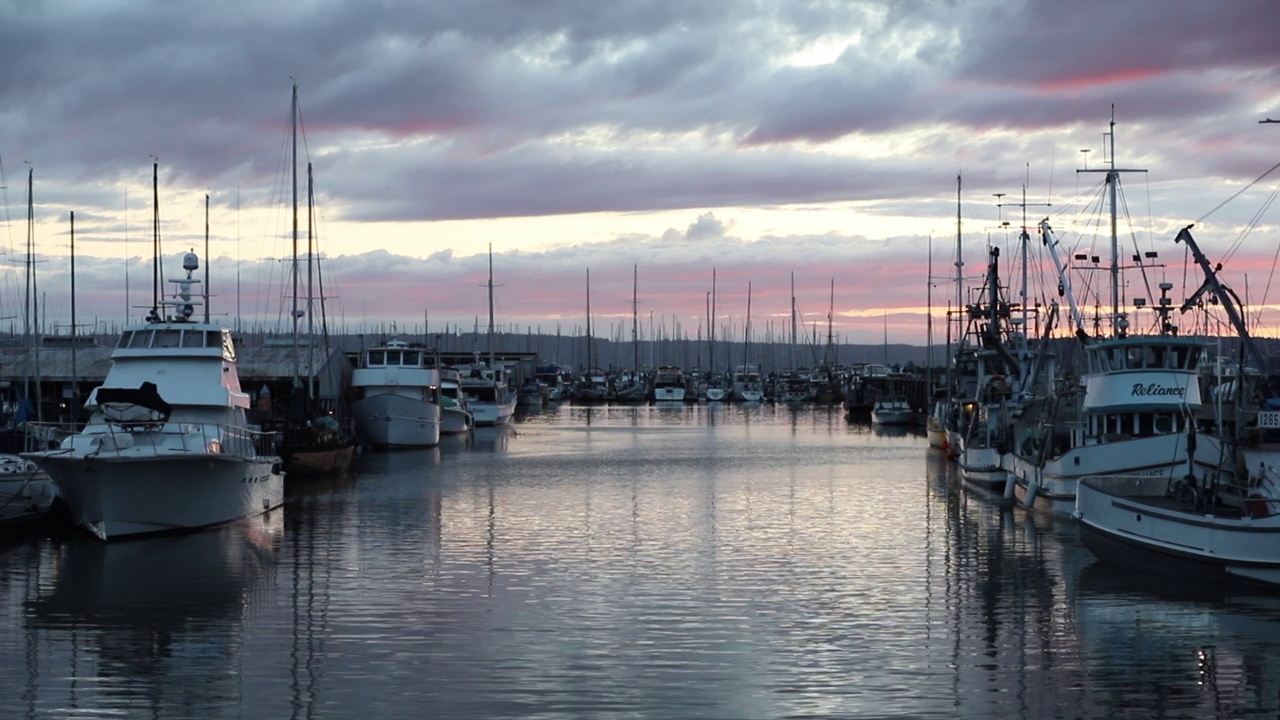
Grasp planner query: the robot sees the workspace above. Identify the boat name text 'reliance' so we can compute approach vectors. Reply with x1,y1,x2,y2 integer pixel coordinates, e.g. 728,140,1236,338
1130,383,1186,398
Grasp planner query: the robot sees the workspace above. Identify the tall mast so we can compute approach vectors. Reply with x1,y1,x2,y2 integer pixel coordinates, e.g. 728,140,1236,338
926,234,933,372
954,174,963,317
710,269,717,374
744,281,752,369
585,268,592,369
826,279,834,366
24,168,33,404
790,272,797,370
307,163,316,399
1078,106,1145,336
487,243,495,364
70,210,77,420
151,162,159,316
290,82,301,384
203,193,210,322
632,264,639,372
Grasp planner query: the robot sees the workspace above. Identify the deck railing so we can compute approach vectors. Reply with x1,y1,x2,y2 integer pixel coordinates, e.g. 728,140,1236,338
22,421,279,458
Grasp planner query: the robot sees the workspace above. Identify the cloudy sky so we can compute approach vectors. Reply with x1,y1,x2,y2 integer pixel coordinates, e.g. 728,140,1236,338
1,0,1278,348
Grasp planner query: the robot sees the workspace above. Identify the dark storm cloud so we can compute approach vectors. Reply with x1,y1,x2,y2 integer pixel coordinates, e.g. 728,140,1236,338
2,0,1277,225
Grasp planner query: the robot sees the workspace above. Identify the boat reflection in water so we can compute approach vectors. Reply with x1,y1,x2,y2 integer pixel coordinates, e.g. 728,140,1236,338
23,513,282,714
1075,562,1280,716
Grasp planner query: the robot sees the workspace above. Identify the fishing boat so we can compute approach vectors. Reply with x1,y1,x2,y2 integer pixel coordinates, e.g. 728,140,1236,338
1074,226,1280,586
24,245,283,540
1007,117,1209,513
351,338,442,447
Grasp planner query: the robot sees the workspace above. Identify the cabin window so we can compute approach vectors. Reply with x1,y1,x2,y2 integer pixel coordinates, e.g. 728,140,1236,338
127,330,152,348
154,330,182,347
1148,346,1167,369
1154,415,1174,434
1137,413,1154,436
1126,347,1146,370
403,351,421,366
1187,347,1201,369
368,351,385,366
118,331,134,348
181,330,204,348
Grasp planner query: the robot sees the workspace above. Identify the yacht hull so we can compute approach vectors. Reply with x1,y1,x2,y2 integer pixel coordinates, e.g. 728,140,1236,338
31,454,282,540
353,394,442,447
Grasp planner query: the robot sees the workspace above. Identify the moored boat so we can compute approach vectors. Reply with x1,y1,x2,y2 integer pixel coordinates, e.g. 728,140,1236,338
351,339,442,448
24,252,283,540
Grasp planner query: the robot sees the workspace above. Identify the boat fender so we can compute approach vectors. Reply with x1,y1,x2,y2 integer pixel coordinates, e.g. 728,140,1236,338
1246,492,1271,519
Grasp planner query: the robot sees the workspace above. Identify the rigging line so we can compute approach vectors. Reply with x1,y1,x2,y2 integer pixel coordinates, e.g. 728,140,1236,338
1196,159,1280,224
1222,180,1280,266
1250,183,1280,322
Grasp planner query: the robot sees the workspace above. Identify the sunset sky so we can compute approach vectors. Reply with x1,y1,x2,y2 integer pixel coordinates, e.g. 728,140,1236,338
1,0,1278,346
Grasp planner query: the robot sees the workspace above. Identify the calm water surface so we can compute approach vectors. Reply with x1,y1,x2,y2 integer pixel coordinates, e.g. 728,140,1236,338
3,403,1280,719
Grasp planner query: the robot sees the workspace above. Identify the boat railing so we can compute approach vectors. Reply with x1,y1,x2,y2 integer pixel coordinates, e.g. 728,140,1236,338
23,421,280,458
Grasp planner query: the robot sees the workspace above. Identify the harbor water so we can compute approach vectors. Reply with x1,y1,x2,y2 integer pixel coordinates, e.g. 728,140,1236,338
2,403,1280,718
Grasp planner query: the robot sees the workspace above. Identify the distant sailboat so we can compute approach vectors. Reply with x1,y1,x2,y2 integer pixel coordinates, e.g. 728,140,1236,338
271,83,357,474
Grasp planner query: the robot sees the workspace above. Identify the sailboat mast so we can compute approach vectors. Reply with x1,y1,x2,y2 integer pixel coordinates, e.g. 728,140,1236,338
290,82,301,384
24,168,33,404
826,279,834,366
70,210,77,419
204,194,210,322
487,244,495,364
632,265,641,373
307,163,316,399
710,269,717,374
744,282,752,370
151,163,159,315
954,173,963,321
585,268,592,369
790,272,797,370
926,234,933,371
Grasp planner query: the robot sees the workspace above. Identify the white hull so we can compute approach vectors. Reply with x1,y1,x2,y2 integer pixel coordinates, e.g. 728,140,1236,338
1009,433,1223,515
471,398,517,426
32,453,281,540
704,388,726,402
0,455,56,526
353,394,442,447
871,409,913,425
654,387,686,402
441,406,474,435
1076,473,1280,586
957,445,1007,487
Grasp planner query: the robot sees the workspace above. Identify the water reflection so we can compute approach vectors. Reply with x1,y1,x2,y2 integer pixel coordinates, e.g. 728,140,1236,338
6,408,1280,717
21,514,282,716
1075,562,1280,716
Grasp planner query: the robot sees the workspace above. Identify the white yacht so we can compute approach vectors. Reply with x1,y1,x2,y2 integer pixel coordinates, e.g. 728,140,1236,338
23,254,283,540
438,367,475,435
459,362,517,426
351,339,442,448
